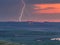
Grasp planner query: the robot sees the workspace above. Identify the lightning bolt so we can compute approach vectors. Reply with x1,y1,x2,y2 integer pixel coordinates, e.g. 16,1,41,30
18,0,25,22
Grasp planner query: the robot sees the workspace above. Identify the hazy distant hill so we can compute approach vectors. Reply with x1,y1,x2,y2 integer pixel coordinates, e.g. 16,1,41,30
0,22,60,31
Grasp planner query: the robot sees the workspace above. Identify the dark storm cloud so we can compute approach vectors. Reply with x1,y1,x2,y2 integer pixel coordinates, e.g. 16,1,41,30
25,0,60,4
0,0,17,5
0,0,60,22
0,0,22,21
0,0,22,7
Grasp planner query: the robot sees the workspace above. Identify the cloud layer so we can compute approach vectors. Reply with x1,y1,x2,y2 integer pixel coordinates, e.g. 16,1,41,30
0,0,60,22
33,3,60,14
25,0,60,4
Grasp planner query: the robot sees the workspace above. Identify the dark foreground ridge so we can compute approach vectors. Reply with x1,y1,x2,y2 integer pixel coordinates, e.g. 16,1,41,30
0,22,60,45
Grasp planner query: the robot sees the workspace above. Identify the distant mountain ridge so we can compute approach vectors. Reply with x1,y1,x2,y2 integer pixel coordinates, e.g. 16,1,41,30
0,22,60,31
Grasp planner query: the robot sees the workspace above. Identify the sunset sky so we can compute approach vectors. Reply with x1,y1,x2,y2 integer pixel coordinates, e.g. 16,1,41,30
0,0,60,22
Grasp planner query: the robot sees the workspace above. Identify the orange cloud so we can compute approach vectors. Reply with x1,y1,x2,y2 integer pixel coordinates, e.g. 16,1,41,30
33,3,60,14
